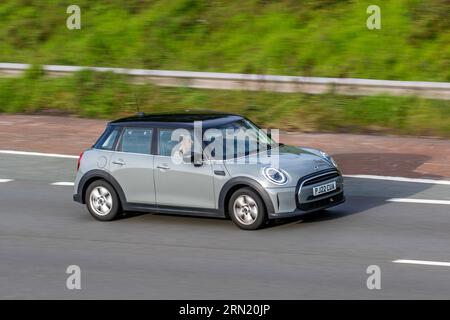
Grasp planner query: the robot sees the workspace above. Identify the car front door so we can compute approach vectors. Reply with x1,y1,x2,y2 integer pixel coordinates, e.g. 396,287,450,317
109,127,156,204
153,128,215,209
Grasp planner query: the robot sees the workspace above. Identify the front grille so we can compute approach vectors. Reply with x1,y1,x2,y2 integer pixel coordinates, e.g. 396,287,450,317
303,172,340,186
298,192,344,211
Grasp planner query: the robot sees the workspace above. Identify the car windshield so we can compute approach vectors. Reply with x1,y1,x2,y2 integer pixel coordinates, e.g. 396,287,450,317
203,119,277,159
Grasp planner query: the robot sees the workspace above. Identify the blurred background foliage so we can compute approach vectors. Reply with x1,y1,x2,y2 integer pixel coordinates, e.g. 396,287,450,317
0,0,449,136
0,0,449,81
1,69,450,137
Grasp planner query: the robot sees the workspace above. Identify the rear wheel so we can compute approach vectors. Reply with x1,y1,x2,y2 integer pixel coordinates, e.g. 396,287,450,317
86,180,121,221
228,187,267,230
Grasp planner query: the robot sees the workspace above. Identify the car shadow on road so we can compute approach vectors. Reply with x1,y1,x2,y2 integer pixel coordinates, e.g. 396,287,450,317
116,211,148,220
118,211,222,223
267,195,386,228
293,196,386,224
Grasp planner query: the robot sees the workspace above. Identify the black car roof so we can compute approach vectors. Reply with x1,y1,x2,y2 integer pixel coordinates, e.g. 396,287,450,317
109,111,244,129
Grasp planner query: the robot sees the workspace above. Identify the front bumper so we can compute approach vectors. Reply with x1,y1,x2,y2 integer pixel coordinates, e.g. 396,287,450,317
73,193,82,203
269,191,345,219
267,169,345,219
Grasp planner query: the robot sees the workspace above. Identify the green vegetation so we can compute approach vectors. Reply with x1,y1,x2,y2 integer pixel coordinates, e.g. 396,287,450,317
0,0,449,81
1,70,450,137
0,1,449,137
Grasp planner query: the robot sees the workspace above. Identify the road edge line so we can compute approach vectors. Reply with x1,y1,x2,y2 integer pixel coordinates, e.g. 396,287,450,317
344,174,450,185
0,150,78,159
393,259,450,267
387,198,450,205
50,182,75,186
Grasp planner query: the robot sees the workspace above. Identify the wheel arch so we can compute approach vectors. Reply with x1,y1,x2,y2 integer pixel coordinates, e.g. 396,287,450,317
78,170,126,206
218,177,275,217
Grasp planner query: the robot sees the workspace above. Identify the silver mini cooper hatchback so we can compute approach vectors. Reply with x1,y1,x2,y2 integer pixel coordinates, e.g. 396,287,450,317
73,112,345,230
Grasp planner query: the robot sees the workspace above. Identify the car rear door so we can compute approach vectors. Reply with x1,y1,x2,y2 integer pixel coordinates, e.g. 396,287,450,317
109,126,156,204
153,128,216,209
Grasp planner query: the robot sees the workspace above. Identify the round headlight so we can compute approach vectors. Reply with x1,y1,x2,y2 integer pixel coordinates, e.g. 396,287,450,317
263,167,288,185
320,151,338,168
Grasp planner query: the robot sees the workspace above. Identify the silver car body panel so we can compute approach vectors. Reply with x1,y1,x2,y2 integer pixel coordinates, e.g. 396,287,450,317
109,151,155,204
154,155,216,209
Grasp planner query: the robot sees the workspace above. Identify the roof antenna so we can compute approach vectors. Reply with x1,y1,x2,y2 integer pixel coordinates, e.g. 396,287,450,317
133,92,144,117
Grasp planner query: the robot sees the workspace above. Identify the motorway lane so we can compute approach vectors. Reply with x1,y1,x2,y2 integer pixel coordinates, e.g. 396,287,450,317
1,154,450,299
0,153,75,182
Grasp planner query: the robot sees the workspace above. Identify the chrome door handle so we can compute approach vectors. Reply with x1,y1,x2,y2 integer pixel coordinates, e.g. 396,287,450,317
112,160,125,165
157,164,170,170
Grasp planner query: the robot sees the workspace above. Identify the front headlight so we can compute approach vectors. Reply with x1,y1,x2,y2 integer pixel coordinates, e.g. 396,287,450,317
263,167,288,185
320,151,338,168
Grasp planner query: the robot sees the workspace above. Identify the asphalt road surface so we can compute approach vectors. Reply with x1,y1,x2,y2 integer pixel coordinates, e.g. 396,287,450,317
1,153,450,299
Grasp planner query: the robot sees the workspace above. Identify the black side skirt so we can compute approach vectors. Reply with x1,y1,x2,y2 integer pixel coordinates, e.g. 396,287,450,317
123,203,223,218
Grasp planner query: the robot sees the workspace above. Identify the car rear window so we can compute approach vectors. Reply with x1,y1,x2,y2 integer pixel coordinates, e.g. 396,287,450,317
119,127,153,155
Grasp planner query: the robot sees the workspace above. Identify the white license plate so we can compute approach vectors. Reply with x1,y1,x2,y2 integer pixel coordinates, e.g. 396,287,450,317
313,181,336,196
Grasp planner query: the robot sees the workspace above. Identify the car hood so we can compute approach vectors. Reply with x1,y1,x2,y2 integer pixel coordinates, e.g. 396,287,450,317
223,145,337,188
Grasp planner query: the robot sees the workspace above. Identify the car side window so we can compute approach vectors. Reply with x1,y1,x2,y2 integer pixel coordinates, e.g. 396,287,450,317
119,127,153,155
94,126,121,151
159,129,179,157
158,129,194,157
100,128,120,150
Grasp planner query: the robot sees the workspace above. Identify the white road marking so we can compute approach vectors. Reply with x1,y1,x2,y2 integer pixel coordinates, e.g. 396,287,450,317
0,179,13,183
51,182,74,186
393,259,450,267
344,174,450,185
0,150,78,159
388,198,450,205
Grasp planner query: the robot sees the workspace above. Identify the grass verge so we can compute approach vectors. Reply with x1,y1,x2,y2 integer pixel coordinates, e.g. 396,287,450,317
0,0,449,82
1,69,449,137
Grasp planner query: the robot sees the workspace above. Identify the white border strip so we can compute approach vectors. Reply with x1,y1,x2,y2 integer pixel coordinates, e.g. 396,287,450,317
0,179,13,183
393,259,450,267
344,174,450,185
388,198,450,205
0,150,78,159
50,182,74,186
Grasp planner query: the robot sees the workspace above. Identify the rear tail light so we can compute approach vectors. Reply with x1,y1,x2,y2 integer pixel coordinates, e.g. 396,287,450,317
77,151,84,171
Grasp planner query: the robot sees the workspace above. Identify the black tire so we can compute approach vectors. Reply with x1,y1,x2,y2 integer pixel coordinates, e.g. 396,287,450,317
85,180,121,221
228,187,267,230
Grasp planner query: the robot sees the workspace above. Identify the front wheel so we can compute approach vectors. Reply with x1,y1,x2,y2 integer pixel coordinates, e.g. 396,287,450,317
228,187,267,230
86,180,121,221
